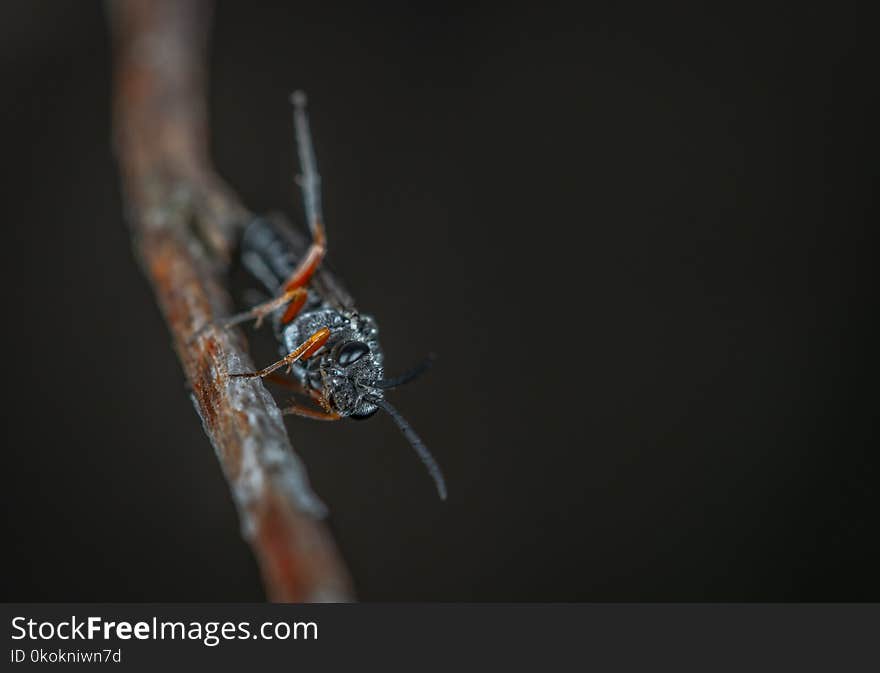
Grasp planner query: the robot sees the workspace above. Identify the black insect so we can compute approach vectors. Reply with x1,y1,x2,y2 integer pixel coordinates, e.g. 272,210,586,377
217,92,445,500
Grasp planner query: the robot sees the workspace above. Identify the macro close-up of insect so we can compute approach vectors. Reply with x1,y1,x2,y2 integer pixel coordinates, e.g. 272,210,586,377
206,92,446,500
5,0,875,642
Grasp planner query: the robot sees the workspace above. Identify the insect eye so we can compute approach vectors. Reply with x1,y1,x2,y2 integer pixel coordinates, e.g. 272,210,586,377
337,340,370,367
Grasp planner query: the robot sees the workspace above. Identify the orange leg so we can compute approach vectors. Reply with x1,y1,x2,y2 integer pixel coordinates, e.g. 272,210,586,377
212,93,328,340
215,286,308,331
264,374,338,420
282,221,326,295
264,372,309,392
226,221,320,333
279,92,328,305
280,284,309,325
231,327,330,379
264,372,329,406
281,401,340,421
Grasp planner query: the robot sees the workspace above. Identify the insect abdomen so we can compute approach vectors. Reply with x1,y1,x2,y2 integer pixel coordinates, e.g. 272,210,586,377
240,217,309,294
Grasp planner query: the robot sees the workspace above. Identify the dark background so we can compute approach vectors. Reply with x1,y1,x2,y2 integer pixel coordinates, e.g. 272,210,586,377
1,1,874,601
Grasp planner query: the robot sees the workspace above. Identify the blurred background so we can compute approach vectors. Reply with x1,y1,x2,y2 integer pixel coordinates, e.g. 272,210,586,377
1,1,875,601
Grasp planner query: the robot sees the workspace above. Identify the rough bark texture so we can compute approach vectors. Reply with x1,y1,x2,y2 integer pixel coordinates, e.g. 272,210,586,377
108,0,354,602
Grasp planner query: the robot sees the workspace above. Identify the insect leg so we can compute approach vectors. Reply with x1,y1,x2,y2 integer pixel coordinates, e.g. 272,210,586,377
218,286,307,331
267,370,338,420
231,327,331,379
263,371,310,392
280,92,327,293
197,95,324,338
264,372,331,407
281,400,341,421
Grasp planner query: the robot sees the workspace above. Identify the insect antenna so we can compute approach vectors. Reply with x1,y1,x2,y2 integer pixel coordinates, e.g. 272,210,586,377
367,396,447,501
375,354,436,389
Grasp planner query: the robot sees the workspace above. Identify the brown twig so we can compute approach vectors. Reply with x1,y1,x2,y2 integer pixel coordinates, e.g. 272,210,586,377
107,0,354,602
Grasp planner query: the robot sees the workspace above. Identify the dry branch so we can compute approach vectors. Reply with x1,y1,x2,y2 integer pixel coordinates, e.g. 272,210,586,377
108,0,353,602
